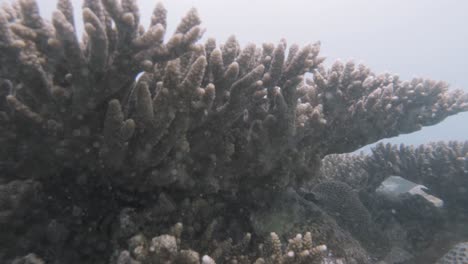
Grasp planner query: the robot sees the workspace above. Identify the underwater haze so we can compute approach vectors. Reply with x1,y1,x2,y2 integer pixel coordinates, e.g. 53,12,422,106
0,0,467,264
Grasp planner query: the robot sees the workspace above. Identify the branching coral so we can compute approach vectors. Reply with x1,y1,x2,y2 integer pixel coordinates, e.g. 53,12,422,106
320,141,468,207
319,141,468,263
2,0,466,194
0,0,467,263
112,223,328,264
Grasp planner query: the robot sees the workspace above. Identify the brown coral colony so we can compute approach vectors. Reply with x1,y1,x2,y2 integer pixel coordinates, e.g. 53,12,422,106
0,0,467,263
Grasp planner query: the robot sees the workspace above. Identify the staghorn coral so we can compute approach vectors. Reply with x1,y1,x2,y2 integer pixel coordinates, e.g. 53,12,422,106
0,0,467,263
112,223,329,264
366,141,468,205
319,141,468,263
320,141,468,211
1,0,467,194
109,192,361,263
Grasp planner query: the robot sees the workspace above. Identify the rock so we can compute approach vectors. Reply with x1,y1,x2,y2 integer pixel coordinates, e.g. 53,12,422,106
381,246,413,264
149,235,178,260
249,188,371,263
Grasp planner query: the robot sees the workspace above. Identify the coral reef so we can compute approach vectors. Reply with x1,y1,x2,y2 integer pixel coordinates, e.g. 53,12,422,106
0,0,467,263
310,181,389,257
320,141,468,213
320,141,468,263
436,242,468,264
112,224,328,264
